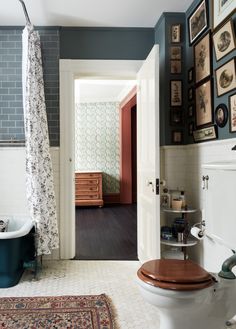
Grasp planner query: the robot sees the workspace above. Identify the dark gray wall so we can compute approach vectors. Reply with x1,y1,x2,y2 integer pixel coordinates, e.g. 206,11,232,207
1,1,235,147
60,27,154,60
0,27,60,146
155,13,186,146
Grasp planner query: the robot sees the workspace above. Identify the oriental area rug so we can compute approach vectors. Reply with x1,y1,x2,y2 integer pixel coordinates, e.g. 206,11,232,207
0,294,117,329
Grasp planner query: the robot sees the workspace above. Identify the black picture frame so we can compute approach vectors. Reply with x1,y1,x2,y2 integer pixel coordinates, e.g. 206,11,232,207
170,80,182,107
170,60,182,74
188,67,194,83
194,31,212,85
215,58,236,97
170,46,182,60
170,108,184,126
172,130,183,144
188,87,194,101
188,104,194,118
195,78,213,128
215,103,228,128
171,24,181,43
188,0,209,45
188,122,195,136
193,125,218,143
213,19,236,62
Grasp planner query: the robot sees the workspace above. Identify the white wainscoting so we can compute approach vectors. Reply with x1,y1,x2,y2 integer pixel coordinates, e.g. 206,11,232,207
0,147,60,260
161,138,236,273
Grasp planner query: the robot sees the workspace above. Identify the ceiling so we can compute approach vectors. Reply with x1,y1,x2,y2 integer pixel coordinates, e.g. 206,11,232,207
75,79,136,103
2,0,193,27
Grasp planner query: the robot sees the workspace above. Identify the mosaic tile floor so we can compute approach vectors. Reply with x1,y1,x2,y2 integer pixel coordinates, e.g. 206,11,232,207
0,260,159,329
0,260,234,329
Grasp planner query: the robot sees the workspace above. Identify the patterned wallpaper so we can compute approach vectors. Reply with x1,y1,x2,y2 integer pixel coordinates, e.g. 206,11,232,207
75,102,120,194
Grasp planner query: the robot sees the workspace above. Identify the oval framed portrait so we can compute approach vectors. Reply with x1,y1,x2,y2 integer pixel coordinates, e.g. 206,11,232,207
215,103,228,128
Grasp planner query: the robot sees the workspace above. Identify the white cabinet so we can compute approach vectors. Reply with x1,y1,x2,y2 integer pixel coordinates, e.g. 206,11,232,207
202,162,236,251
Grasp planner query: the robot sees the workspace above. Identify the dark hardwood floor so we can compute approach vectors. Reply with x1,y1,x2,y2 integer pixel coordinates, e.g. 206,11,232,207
75,204,137,260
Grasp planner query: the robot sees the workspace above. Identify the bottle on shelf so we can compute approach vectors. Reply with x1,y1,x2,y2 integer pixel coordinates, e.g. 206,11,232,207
179,191,186,208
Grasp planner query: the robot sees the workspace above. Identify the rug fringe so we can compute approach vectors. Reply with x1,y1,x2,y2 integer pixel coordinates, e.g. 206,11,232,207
103,294,121,329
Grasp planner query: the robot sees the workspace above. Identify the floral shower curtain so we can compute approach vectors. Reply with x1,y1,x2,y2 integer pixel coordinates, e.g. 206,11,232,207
22,24,59,255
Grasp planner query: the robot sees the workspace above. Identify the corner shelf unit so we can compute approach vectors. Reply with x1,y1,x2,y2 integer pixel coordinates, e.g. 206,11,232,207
161,207,198,260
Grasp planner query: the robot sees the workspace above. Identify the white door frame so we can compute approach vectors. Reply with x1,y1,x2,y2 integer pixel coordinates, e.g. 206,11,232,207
59,59,143,259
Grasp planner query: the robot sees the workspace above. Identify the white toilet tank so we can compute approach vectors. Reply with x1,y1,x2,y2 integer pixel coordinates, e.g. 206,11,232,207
202,162,236,251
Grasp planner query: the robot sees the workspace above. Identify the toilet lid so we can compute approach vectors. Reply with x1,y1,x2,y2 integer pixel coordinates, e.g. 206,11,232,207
138,259,215,291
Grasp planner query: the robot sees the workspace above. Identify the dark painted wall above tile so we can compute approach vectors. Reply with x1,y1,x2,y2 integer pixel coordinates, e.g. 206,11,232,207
155,13,186,146
60,27,154,60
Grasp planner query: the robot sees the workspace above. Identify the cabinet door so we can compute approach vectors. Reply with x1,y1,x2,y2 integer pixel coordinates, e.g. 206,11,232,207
204,168,236,250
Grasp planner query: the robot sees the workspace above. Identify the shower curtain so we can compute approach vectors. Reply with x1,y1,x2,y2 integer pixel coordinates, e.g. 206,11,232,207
22,24,59,255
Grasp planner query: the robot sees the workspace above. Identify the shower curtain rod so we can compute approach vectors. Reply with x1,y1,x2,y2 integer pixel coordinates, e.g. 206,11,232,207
18,0,31,25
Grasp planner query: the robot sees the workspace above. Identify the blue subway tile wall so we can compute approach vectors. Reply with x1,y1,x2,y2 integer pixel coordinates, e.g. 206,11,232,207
0,27,60,146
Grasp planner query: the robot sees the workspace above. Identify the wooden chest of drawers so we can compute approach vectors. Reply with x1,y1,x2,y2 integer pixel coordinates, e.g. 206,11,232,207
75,171,104,207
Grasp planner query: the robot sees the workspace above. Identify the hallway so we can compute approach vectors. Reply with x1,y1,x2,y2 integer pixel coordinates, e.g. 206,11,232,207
75,204,137,260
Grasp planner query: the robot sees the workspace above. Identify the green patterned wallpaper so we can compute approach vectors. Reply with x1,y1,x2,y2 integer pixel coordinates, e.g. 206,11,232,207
75,102,120,193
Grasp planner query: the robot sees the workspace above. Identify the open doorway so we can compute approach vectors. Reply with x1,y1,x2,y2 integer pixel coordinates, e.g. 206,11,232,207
74,78,138,260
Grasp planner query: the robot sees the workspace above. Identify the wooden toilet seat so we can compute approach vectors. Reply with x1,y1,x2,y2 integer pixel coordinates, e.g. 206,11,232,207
137,259,216,291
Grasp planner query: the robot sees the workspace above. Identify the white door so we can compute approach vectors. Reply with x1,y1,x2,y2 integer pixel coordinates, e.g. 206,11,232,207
137,45,160,263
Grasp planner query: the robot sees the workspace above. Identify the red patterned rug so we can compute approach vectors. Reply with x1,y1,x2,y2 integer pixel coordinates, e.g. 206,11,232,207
0,294,116,329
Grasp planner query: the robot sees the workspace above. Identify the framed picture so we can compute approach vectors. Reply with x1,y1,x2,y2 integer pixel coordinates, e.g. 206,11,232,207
215,103,228,127
188,87,194,101
193,125,218,142
188,0,208,45
188,122,194,136
229,93,236,132
188,104,194,117
215,58,236,97
170,60,181,74
170,80,182,106
188,67,194,83
171,24,181,43
170,108,184,125
170,46,181,60
172,130,183,144
194,32,211,84
195,79,213,127
212,0,236,29
213,19,236,61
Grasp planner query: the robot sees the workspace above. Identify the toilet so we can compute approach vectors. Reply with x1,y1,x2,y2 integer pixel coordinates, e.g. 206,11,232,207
137,162,236,329
137,258,236,329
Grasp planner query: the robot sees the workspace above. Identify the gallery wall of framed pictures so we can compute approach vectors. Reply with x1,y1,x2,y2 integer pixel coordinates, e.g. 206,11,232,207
185,0,236,143
156,0,235,145
168,18,185,144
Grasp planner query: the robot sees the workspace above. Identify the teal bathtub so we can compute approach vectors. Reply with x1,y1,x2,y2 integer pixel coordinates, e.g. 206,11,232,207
0,216,35,288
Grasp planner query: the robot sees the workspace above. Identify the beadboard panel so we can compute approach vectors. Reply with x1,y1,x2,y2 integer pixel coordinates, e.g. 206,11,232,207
0,147,60,259
161,138,236,272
